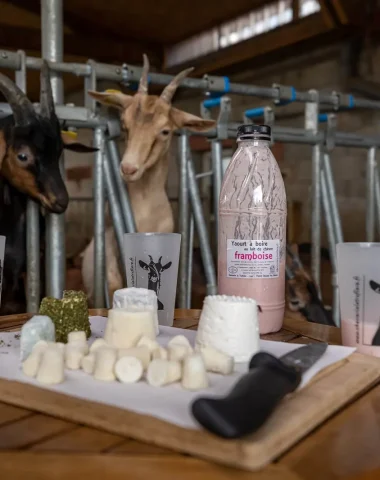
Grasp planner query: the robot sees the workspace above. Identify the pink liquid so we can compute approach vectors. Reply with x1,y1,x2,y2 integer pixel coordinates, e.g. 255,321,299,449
218,135,287,334
218,259,285,333
341,319,380,357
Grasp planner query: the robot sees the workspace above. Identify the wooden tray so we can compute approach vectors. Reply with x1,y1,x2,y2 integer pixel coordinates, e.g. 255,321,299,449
0,346,379,471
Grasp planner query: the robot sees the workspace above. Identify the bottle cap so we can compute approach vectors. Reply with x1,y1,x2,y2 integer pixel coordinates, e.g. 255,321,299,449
237,124,271,140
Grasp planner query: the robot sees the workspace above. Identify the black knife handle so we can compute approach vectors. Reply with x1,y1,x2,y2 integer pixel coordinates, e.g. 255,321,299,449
191,352,302,439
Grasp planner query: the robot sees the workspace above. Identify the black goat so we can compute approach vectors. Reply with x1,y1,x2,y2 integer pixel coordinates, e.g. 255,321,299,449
0,61,97,314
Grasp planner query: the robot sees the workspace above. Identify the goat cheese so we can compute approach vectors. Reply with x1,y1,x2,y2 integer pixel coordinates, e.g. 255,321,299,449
113,288,159,335
195,295,260,363
146,359,182,387
105,309,156,349
93,347,117,382
181,353,209,391
36,347,65,385
20,315,55,362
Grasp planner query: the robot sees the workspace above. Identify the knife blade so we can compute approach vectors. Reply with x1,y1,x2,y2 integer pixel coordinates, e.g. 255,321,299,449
191,343,328,439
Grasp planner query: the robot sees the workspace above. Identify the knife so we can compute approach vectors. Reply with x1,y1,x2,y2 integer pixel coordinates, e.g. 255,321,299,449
191,342,328,439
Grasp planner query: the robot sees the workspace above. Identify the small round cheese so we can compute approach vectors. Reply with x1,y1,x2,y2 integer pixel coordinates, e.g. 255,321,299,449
115,356,144,383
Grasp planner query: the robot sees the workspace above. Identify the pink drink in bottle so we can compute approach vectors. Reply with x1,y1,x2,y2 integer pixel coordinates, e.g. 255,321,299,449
218,124,287,334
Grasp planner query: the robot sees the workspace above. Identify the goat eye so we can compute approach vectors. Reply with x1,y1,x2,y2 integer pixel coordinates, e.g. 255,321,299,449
161,129,170,136
17,153,29,162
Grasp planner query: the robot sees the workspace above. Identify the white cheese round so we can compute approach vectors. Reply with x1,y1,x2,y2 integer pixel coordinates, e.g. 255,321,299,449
195,295,260,363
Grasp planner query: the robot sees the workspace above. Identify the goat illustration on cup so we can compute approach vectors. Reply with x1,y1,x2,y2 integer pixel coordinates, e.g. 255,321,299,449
139,255,172,310
368,280,380,345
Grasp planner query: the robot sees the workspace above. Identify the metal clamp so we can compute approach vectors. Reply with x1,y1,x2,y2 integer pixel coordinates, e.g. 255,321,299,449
106,116,121,139
120,63,150,91
273,83,297,106
85,59,98,115
305,89,319,132
200,96,231,139
244,106,274,127
202,74,230,94
319,113,337,151
331,91,355,111
216,96,231,139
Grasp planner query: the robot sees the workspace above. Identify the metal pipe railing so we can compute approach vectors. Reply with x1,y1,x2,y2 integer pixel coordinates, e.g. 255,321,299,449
321,169,340,327
187,155,217,296
42,0,65,300
322,153,343,244
2,48,380,110
93,128,106,307
178,134,190,308
103,149,127,287
366,147,377,242
16,50,41,314
106,140,136,233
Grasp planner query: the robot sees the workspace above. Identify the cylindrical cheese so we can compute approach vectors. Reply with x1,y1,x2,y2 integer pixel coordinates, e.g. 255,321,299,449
117,346,151,369
81,353,96,374
36,347,65,385
89,338,108,353
65,345,85,370
113,288,159,335
146,359,182,387
22,351,43,377
181,353,208,390
93,347,117,382
106,309,156,349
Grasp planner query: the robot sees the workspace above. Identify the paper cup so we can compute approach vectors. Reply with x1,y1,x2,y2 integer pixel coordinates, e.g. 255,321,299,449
124,233,181,327
337,242,380,356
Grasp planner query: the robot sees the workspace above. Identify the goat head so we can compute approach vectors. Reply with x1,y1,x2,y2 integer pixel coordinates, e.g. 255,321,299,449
87,54,215,183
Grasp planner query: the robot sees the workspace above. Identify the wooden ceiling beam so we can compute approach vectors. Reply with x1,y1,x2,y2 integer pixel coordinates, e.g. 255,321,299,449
0,24,162,66
329,0,350,24
318,0,337,29
166,15,334,77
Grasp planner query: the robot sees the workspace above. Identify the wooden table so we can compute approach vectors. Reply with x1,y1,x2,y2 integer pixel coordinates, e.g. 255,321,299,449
0,309,379,480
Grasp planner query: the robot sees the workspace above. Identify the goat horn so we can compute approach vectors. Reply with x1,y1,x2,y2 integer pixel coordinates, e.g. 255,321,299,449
160,67,194,104
40,60,56,120
0,73,35,125
138,54,150,95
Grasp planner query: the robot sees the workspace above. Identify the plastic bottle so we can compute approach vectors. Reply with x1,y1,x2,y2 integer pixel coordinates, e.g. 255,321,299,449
218,124,287,334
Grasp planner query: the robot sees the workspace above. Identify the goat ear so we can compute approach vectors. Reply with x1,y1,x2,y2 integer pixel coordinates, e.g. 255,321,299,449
61,131,99,153
170,107,216,132
87,89,133,110
162,261,172,271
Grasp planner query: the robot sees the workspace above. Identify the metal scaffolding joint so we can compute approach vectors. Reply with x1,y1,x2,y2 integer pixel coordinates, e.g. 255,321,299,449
273,83,297,106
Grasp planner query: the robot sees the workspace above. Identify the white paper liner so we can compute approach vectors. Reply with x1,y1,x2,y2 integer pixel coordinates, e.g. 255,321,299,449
0,316,356,430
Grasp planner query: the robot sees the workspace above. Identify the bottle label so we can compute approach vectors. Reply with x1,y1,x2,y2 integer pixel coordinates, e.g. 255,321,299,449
226,239,280,279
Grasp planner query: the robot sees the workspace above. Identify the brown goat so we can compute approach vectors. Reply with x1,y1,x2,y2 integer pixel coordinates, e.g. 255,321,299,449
80,55,215,304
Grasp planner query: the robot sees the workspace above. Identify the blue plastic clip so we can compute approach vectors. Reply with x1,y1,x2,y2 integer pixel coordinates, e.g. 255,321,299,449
276,86,297,106
222,76,230,93
348,94,355,108
244,107,265,119
203,97,222,109
318,113,328,123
